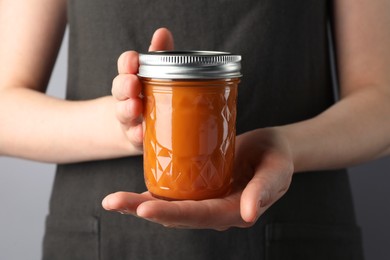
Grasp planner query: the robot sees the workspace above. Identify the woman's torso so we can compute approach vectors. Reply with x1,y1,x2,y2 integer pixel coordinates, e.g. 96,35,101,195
43,1,363,259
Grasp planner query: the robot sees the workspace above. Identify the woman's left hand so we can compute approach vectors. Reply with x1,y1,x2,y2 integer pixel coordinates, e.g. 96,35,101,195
102,128,294,230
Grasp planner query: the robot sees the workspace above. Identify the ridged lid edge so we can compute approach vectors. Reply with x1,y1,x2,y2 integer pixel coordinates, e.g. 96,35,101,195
138,51,242,79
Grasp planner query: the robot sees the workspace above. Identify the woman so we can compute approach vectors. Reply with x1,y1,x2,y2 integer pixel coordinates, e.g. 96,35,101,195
0,0,389,259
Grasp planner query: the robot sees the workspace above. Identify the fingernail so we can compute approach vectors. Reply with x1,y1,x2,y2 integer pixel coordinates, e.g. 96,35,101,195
256,200,262,216
117,208,131,215
257,200,262,210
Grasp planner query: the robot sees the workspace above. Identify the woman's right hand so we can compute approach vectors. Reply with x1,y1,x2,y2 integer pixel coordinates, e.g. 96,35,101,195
111,28,174,149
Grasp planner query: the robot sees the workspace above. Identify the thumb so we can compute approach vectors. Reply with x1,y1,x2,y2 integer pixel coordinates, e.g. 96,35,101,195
240,173,271,224
240,166,292,223
148,28,174,52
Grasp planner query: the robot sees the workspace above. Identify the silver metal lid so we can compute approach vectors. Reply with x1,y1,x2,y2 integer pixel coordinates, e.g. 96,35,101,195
138,51,242,79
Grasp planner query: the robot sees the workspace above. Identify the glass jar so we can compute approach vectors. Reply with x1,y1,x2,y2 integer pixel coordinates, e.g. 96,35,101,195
138,51,242,200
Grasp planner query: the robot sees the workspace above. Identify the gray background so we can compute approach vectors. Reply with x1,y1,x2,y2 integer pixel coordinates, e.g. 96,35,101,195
1,29,389,260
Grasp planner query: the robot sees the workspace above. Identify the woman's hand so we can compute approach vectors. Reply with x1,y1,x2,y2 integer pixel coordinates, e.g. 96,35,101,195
104,0,390,231
102,128,294,230
111,28,174,149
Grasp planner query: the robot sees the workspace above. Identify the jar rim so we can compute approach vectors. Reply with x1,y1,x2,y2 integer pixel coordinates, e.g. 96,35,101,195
138,50,242,79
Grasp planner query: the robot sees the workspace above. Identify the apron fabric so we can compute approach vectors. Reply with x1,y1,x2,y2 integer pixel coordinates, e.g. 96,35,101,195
42,0,364,259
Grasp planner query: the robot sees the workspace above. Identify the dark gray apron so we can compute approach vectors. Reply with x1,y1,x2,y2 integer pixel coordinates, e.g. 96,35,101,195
43,0,364,259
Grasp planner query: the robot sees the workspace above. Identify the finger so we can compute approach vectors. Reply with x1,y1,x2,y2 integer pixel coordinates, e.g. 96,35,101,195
240,171,273,223
124,123,144,147
240,164,292,224
117,51,139,74
102,191,156,214
115,98,143,124
112,74,141,101
136,192,244,229
148,27,174,52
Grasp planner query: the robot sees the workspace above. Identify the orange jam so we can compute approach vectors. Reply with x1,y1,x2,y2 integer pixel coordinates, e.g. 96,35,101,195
138,51,242,200
142,78,239,200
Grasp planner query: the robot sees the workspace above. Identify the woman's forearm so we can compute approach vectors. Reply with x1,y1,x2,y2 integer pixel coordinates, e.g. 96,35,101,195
280,87,390,173
0,87,141,163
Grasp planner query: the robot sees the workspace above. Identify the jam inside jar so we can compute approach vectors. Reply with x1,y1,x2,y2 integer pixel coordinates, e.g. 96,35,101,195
139,51,241,200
